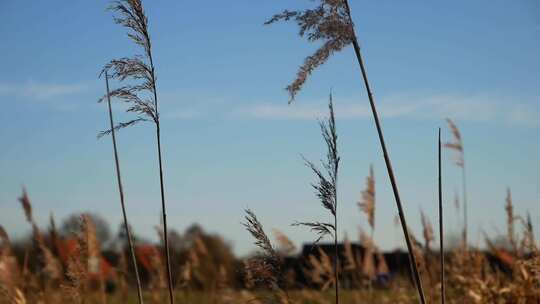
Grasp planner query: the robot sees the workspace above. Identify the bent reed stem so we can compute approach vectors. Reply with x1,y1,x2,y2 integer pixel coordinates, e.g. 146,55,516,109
104,72,144,304
343,1,427,303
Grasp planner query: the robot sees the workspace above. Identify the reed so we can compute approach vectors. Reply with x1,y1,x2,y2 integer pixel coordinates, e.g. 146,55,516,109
100,1,174,302
438,128,445,304
505,188,517,253
18,189,63,282
272,229,297,256
242,209,290,303
444,118,467,249
523,212,537,251
294,96,340,303
420,210,434,251
358,165,375,239
265,1,426,302
357,165,376,297
101,71,144,304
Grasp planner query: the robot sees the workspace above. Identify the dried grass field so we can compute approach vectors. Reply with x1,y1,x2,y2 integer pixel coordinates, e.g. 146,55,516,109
1,0,539,303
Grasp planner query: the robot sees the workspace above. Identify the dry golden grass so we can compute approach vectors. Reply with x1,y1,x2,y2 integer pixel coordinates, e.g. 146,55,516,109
1,1,538,304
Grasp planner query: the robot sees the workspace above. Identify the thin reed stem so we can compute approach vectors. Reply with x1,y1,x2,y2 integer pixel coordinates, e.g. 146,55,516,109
439,128,445,304
461,164,468,249
104,72,144,304
343,1,426,303
334,193,339,304
149,50,175,304
333,117,339,304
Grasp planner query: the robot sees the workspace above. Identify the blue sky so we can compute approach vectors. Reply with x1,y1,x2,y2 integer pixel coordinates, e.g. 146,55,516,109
0,0,539,255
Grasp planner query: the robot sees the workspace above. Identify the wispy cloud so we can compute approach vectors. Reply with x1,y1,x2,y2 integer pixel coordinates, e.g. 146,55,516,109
163,109,201,120
0,81,87,101
231,93,540,127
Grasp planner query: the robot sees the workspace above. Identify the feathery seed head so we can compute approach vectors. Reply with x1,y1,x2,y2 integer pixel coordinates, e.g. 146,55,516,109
266,1,354,102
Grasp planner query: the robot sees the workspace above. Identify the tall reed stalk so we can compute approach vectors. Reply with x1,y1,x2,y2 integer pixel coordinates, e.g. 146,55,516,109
265,1,426,302
294,96,340,304
438,128,445,304
341,3,426,301
102,72,144,304
444,119,467,249
100,1,174,302
358,165,375,298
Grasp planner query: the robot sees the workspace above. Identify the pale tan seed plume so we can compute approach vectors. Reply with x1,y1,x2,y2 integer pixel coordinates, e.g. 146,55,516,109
273,229,296,256
421,210,435,250
445,118,468,249
505,188,516,252
265,1,353,102
444,118,464,167
302,247,335,291
62,223,89,304
358,165,375,232
81,215,101,276
18,189,62,281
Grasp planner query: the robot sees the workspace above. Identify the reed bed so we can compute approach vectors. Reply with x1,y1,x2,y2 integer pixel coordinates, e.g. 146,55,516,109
0,182,538,303
0,1,538,304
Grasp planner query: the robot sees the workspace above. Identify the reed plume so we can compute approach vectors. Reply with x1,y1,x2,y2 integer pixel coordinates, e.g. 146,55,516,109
358,164,375,240
242,209,290,303
266,2,426,301
522,212,537,251
100,71,144,303
294,96,340,303
265,2,353,102
273,229,297,256
61,216,88,304
100,0,174,302
305,247,335,291
444,118,468,249
420,209,434,251
18,189,63,281
505,188,517,253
